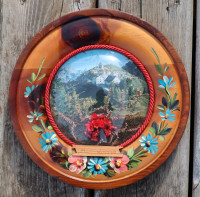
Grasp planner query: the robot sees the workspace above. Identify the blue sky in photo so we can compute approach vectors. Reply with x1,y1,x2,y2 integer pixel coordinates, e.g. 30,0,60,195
55,49,131,82
64,49,130,70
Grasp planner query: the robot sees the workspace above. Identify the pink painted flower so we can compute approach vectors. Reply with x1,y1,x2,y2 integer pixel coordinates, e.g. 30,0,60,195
68,156,87,174
110,155,129,174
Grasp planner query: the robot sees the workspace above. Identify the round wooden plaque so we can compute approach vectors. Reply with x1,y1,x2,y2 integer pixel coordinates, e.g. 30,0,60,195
9,9,190,189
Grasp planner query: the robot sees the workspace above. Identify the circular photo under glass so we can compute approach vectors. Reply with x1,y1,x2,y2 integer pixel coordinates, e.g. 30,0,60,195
48,48,151,146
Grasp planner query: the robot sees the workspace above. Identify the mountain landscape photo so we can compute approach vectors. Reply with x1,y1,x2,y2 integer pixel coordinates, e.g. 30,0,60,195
49,49,150,145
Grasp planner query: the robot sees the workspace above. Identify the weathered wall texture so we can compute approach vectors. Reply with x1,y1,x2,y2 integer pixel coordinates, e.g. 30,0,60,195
0,0,194,197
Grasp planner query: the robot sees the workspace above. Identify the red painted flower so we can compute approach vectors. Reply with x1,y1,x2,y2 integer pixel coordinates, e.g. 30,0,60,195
110,155,129,174
68,156,87,174
85,113,117,142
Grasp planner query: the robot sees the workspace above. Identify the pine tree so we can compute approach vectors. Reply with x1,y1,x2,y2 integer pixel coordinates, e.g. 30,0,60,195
91,89,106,109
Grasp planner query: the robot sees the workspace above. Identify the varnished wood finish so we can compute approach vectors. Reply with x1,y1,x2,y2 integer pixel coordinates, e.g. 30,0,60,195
72,145,123,157
8,8,190,190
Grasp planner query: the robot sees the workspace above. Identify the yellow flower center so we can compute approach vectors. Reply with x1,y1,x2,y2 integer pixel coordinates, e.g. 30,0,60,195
76,160,83,167
165,114,169,119
95,164,101,171
46,139,51,145
145,141,151,147
33,114,37,118
115,159,122,168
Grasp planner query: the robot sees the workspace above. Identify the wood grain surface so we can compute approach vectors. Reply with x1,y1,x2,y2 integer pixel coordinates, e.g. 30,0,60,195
193,0,200,196
0,0,194,197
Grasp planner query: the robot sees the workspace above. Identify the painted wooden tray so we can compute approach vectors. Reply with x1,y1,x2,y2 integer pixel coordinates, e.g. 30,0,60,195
9,9,190,189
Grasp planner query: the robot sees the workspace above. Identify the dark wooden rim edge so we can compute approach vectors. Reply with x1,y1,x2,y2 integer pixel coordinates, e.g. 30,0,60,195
9,8,190,189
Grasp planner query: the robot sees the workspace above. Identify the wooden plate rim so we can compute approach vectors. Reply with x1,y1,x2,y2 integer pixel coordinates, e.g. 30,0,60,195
9,8,190,189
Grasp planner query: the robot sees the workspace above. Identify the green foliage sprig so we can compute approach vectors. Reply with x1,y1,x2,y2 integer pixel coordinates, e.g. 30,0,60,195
152,48,169,76
27,57,46,84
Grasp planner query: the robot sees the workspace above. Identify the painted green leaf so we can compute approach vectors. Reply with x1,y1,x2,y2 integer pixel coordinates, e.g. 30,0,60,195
27,78,32,84
162,123,168,131
155,64,163,75
157,89,169,101
36,57,46,78
152,48,161,64
122,150,127,155
60,160,69,169
68,150,72,157
158,122,162,132
172,93,177,103
170,100,179,110
61,150,64,156
48,126,53,130
164,66,170,73
32,125,43,132
40,119,46,129
165,128,172,134
81,170,87,175
104,157,109,163
131,162,139,168
159,128,172,135
65,161,69,168
84,171,92,178
37,74,46,81
152,122,159,134
162,97,168,107
159,136,165,141
107,169,116,177
171,107,180,112
138,149,148,156
128,147,134,158
131,158,142,162
31,73,37,82
157,105,165,112
149,127,156,135
166,88,173,102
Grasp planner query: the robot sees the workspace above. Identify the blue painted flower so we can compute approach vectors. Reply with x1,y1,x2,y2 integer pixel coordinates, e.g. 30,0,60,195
139,134,158,155
158,76,176,89
24,85,36,97
159,109,175,122
88,157,108,175
39,132,58,153
27,111,43,122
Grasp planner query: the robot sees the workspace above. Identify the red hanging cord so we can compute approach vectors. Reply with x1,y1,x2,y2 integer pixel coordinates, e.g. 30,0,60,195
45,45,154,147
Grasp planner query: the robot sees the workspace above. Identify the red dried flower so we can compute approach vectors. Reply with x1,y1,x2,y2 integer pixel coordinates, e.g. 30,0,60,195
85,113,117,142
